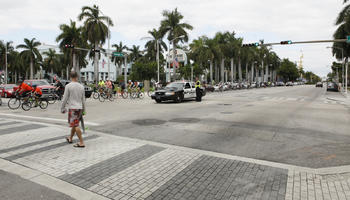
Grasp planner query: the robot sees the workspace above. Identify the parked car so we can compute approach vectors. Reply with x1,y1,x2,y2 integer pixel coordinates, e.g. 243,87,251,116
151,81,205,103
286,82,293,86
0,84,16,98
13,80,56,98
327,82,339,92
276,82,285,86
315,82,323,87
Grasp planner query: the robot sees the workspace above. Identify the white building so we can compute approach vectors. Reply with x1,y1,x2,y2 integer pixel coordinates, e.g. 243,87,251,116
80,53,131,82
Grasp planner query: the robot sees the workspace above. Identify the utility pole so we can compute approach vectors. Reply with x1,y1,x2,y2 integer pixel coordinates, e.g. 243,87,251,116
107,18,111,81
5,43,8,84
124,54,127,88
156,40,160,83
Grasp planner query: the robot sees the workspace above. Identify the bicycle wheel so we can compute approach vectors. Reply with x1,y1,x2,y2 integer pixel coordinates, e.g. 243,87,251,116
108,94,115,102
93,92,99,99
130,92,137,99
39,100,48,109
0,98,2,106
99,93,106,102
21,101,32,111
147,91,153,97
139,92,144,99
122,91,128,99
8,98,21,110
48,95,57,104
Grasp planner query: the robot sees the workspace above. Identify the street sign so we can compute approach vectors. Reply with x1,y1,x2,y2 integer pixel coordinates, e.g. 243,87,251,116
113,52,124,57
347,36,350,43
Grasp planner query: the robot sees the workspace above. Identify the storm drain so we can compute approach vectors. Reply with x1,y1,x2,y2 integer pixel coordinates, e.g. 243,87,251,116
132,119,167,126
221,112,233,114
169,118,200,123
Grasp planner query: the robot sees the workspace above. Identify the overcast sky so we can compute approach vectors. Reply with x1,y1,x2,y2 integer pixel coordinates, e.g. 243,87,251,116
0,0,345,77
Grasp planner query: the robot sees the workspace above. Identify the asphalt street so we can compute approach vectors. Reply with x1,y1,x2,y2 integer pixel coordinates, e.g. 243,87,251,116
1,85,349,168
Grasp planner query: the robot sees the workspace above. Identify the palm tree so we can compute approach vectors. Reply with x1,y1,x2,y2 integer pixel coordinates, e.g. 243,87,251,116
112,42,128,77
144,28,168,62
16,38,42,80
43,49,58,81
205,38,220,84
160,8,193,80
128,45,143,62
56,20,84,73
78,4,113,83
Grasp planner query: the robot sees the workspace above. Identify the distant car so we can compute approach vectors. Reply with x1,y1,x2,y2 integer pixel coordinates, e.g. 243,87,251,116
151,81,205,103
286,82,293,86
276,82,285,86
0,84,16,98
327,82,339,92
316,82,323,87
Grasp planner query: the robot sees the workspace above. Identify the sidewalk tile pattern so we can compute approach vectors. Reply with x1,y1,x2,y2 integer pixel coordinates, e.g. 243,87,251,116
145,155,288,200
59,145,165,189
0,124,46,136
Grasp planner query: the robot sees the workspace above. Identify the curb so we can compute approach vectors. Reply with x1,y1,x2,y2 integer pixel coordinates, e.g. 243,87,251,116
0,158,109,200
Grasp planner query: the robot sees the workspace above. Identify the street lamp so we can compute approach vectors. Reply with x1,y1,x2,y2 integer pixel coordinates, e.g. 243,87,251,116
169,35,185,82
141,37,160,83
327,46,345,92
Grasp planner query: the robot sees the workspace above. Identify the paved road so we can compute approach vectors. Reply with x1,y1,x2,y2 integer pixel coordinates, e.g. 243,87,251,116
1,85,349,168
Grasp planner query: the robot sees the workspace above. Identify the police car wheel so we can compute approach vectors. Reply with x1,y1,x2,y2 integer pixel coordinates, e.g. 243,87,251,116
155,99,161,103
175,95,182,103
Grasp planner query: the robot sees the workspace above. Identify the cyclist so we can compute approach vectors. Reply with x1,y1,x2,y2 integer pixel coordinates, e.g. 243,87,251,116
18,80,33,98
54,77,65,99
98,80,105,88
32,85,42,107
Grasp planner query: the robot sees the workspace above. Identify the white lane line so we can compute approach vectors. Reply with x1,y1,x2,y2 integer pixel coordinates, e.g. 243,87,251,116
0,113,100,126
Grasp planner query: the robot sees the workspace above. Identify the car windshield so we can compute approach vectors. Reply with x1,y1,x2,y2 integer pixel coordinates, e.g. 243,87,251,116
26,80,50,86
166,82,184,89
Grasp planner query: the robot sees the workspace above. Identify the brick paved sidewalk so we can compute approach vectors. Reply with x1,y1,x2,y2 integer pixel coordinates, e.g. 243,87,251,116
0,117,350,200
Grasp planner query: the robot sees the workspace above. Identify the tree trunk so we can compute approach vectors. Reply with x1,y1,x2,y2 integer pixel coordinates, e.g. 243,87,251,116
72,52,76,72
245,64,248,82
255,66,258,82
265,64,269,82
210,60,213,84
15,70,17,83
214,61,218,82
30,58,33,80
220,59,225,82
238,57,242,82
61,70,63,80
233,63,237,81
66,65,69,80
76,56,80,82
230,58,234,83
251,63,254,83
94,42,99,83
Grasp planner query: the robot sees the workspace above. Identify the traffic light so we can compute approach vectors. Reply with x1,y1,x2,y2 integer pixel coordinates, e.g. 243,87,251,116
64,44,74,48
280,40,292,45
242,43,259,47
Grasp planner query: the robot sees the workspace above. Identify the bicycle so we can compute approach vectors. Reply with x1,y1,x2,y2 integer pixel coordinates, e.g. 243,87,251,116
131,88,144,99
21,92,49,111
98,88,114,102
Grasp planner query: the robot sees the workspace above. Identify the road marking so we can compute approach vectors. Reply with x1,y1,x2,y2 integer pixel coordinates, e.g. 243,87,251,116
0,113,100,126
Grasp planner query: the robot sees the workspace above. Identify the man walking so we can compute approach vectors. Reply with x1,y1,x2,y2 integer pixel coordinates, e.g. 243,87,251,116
61,71,86,148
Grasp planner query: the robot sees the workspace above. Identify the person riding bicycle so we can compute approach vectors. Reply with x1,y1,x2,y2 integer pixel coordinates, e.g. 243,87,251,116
18,80,33,98
54,77,65,99
98,80,105,88
32,85,42,107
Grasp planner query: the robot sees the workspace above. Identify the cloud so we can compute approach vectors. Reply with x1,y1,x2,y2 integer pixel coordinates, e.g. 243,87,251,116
0,0,344,76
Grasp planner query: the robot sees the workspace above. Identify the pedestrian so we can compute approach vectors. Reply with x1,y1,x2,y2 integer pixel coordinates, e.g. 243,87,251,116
195,78,202,102
61,71,86,148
